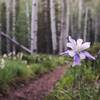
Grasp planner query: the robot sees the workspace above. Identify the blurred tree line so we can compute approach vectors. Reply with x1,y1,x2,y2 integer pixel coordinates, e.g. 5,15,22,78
0,0,100,54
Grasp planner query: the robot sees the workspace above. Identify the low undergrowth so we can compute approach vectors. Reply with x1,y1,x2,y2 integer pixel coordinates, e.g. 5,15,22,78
0,53,66,93
45,59,100,100
45,43,100,100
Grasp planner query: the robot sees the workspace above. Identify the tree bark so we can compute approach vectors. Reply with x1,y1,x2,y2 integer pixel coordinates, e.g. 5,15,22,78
0,25,1,54
59,0,66,53
0,32,31,54
12,0,16,53
31,0,38,54
0,10,1,54
44,0,52,53
65,0,70,49
84,7,88,42
78,0,83,38
25,0,31,47
94,16,98,42
5,0,11,53
50,0,57,54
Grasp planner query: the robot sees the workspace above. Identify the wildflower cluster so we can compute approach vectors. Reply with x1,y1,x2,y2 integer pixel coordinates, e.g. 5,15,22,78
0,58,5,69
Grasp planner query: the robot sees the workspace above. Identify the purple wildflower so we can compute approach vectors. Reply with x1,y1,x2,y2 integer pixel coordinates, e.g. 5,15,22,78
63,36,95,66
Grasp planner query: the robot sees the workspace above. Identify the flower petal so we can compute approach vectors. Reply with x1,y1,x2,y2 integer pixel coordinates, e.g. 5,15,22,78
80,42,90,51
72,53,81,66
76,39,83,50
66,42,75,49
69,36,76,45
83,51,95,60
67,36,76,50
68,50,75,57
60,50,75,57
59,50,69,55
79,52,86,59
61,50,69,55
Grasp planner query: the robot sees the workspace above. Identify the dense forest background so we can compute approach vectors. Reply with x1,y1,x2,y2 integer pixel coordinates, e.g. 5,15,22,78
0,0,100,54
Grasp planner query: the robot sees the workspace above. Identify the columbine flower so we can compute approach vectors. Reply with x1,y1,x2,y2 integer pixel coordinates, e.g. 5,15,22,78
63,36,95,66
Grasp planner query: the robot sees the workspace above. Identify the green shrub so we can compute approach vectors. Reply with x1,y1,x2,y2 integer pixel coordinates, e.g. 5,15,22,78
30,63,48,75
0,54,66,93
45,59,100,100
88,43,100,55
0,59,32,92
22,54,66,65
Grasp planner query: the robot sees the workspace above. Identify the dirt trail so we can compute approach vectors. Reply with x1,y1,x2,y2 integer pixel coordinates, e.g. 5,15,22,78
0,65,68,100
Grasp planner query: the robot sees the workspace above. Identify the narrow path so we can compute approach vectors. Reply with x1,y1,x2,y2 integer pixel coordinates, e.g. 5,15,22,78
0,65,68,100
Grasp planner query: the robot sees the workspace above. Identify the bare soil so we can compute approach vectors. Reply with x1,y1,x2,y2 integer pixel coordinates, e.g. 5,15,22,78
0,65,67,100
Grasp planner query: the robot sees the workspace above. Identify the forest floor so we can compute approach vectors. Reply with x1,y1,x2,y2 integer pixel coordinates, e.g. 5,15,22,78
0,65,68,100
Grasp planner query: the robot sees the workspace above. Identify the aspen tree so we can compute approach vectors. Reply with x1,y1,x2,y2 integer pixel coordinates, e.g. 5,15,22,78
84,7,88,41
94,16,98,42
31,0,38,53
59,0,66,53
25,0,31,47
6,0,11,53
65,0,70,49
78,0,83,38
50,0,57,54
12,0,16,53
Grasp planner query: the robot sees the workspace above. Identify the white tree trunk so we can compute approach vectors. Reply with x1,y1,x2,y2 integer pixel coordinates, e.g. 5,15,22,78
31,0,38,53
25,0,31,47
6,0,11,53
59,0,66,53
12,0,16,53
65,0,70,49
50,0,57,54
84,8,88,42
78,0,83,38
70,0,74,37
